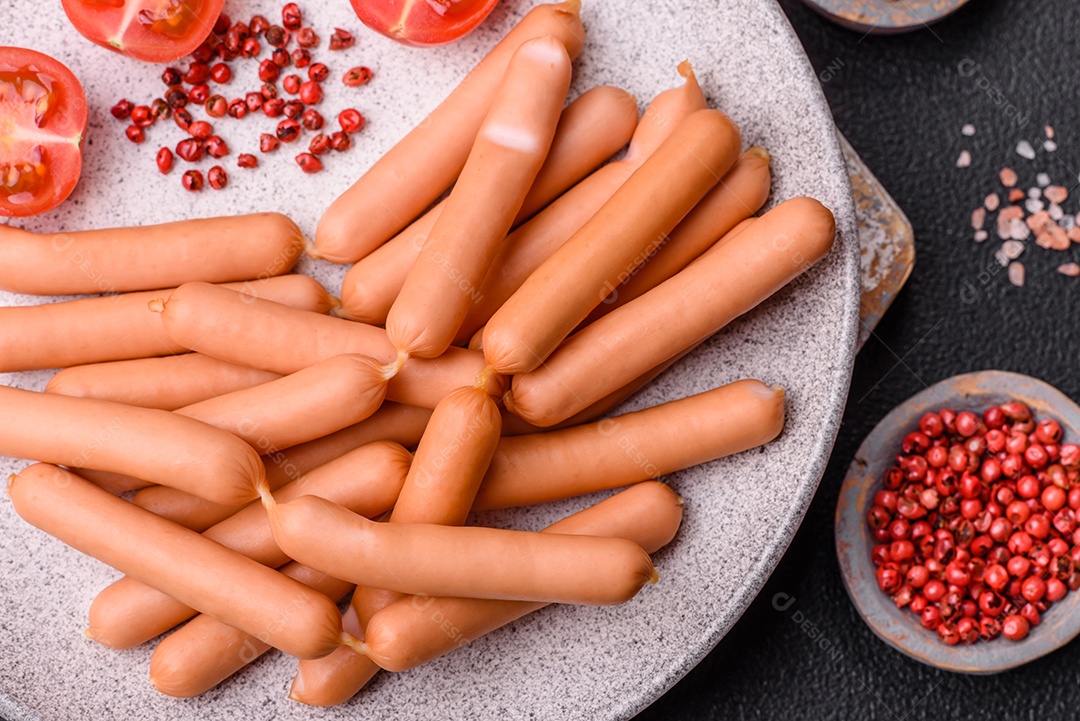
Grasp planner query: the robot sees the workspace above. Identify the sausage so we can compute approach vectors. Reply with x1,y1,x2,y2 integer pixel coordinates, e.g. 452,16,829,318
179,354,388,452
8,465,350,660
455,62,708,343
131,403,431,531
580,149,771,325
0,386,264,506
385,36,573,360
45,354,282,410
0,274,332,373
0,213,305,295
263,494,657,605
290,385,501,705
86,441,411,650
476,379,784,509
507,196,837,426
482,108,743,375
312,0,586,264
337,84,640,325
149,562,354,698
155,281,500,406
75,353,390,496
357,481,682,673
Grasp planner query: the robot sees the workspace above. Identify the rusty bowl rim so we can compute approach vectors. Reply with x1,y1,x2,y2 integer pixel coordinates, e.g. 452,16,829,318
799,0,972,34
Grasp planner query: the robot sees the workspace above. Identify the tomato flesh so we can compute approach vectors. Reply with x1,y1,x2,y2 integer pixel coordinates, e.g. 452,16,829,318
350,0,501,46
0,49,87,218
62,0,223,63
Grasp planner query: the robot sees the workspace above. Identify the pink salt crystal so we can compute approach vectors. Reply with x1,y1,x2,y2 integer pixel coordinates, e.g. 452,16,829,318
1058,263,1080,277
1008,262,1025,287
985,193,1000,211
1046,125,1055,139
1049,225,1071,250
1035,232,1054,249
1001,205,1025,222
1001,240,1025,259
1009,188,1025,202
1068,226,1080,243
971,207,986,230
956,150,972,168
1010,218,1031,240
1045,185,1068,204
1026,209,1050,232
997,215,1013,239
1000,167,1018,187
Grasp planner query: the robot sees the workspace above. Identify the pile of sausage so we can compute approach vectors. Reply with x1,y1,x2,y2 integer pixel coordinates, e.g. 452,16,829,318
1,0,837,707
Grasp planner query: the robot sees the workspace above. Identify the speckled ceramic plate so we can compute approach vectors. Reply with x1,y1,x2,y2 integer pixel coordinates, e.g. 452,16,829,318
0,1,859,719
837,371,1080,673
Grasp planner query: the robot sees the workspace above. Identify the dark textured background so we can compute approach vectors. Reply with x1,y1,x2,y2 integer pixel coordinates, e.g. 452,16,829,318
638,0,1080,718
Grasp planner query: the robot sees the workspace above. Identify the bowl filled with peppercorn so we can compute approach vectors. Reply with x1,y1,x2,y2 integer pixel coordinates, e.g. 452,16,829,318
836,370,1080,673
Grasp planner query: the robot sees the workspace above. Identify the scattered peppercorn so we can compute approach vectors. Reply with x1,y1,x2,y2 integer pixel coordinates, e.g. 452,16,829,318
111,99,134,120
277,118,302,143
309,133,331,155
156,147,174,174
296,28,319,49
295,152,323,173
338,108,364,133
329,28,354,51
282,3,302,31
301,108,324,131
205,95,228,118
188,83,210,105
207,165,228,190
182,169,204,192
260,134,281,153
343,66,373,87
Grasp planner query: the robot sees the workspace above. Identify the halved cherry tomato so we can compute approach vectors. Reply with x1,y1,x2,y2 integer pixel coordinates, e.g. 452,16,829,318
350,0,501,46
0,47,87,218
61,0,224,63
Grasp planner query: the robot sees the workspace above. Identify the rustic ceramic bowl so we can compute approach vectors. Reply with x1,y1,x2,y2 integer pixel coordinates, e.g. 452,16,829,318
837,371,1080,674
0,0,859,719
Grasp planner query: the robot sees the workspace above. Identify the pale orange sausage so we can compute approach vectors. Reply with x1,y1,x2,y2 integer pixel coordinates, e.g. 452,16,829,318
313,0,585,264
0,213,305,295
155,282,500,406
455,65,708,343
149,562,354,698
45,354,282,410
385,36,573,359
357,481,683,673
133,403,431,531
508,196,837,426
384,36,571,360
0,274,332,372
292,386,502,705
581,150,771,325
482,108,742,375
75,354,389,496
86,441,411,650
337,84,640,325
0,386,263,506
476,380,784,509
264,494,656,605
179,354,388,453
8,465,349,660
